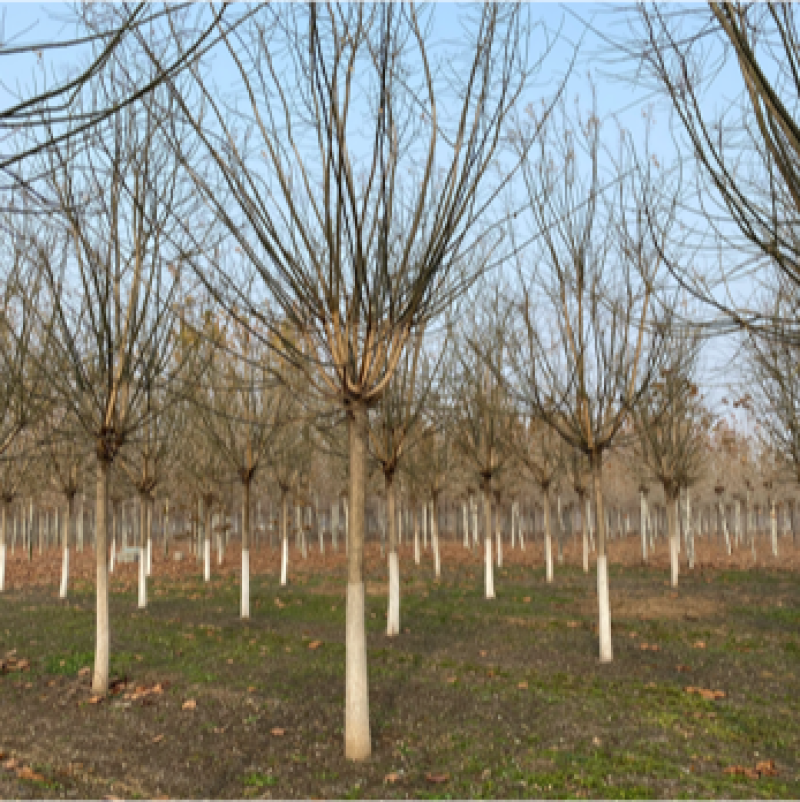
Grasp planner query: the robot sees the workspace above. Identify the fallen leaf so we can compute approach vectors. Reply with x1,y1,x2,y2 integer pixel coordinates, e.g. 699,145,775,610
426,772,450,784
479,650,487,657
566,621,580,628
685,687,725,700
182,699,196,710
3,758,19,771
592,736,602,746
517,681,528,689
693,641,706,649
227,658,234,664
756,760,778,776
676,664,692,672
523,597,531,603
152,734,164,744
446,677,457,684
247,686,256,693
384,772,401,784
308,640,323,650
88,695,104,704
16,766,45,781
270,727,285,736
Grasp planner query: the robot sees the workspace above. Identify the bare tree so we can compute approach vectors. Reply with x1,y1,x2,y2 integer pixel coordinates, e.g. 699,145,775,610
29,82,197,694
506,100,671,662
633,327,708,586
150,3,554,759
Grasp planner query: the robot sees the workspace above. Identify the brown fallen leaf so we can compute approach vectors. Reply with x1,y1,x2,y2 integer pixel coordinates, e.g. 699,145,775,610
693,641,706,649
517,681,528,690
384,772,401,784
446,677,457,684
152,734,164,744
756,760,778,777
3,758,19,771
270,727,285,736
88,695,104,704
247,686,256,693
676,665,692,672
479,650,487,657
181,699,196,710
566,621,580,628
523,597,531,603
308,640,323,650
426,772,450,784
16,766,45,782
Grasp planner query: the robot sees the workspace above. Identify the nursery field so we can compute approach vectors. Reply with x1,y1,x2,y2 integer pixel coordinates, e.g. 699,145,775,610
1,538,799,799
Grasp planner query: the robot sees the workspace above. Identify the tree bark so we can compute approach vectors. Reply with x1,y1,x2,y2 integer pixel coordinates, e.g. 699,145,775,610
0,502,7,592
345,401,370,760
138,496,147,609
204,500,212,582
666,489,679,588
93,457,111,695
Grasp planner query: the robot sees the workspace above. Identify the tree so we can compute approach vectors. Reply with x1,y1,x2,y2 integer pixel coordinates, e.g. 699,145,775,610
29,83,197,694
633,327,708,586
506,99,671,662
154,4,549,759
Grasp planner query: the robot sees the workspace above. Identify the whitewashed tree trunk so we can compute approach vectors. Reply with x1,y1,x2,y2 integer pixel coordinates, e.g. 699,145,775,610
280,491,289,586
110,537,116,573
422,502,428,551
332,501,339,552
138,497,147,609
510,501,516,549
640,490,648,564
241,478,252,619
431,498,441,579
463,502,469,549
483,486,495,599
0,503,6,592
544,488,554,584
590,457,613,663
345,403,370,761
771,499,778,558
59,499,72,599
667,493,679,588
685,489,695,570
413,506,420,565
93,458,111,695
472,496,479,549
586,497,595,552
496,527,503,568
386,476,400,636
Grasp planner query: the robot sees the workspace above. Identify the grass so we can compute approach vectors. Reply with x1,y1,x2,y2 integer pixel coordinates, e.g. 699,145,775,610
0,557,799,798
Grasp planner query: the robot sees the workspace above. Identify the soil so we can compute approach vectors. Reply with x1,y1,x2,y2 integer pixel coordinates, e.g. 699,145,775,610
0,531,798,798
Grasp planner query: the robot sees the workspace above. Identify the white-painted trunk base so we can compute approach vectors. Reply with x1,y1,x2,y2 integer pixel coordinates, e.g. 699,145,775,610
241,549,250,619
204,539,211,582
138,549,147,609
59,546,69,599
496,531,503,568
545,533,553,583
280,537,288,586
484,538,495,599
0,542,5,592
345,582,371,760
596,554,613,663
109,539,116,573
414,529,420,565
433,535,441,578
670,534,679,588
387,552,400,636
582,530,589,573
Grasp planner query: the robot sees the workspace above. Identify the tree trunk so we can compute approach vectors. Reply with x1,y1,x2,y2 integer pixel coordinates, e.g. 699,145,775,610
666,489,679,588
639,490,648,564
242,477,251,619
771,498,778,558
413,506,420,565
146,497,153,577
386,473,400,637
345,401,370,761
280,489,289,586
482,483,495,599
544,486,553,583
138,496,147,609
431,497,441,579
93,457,111,695
204,500,212,582
0,502,7,592
60,497,73,599
591,453,612,663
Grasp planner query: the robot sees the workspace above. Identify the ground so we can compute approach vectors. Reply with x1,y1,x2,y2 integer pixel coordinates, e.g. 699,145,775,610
1,533,799,799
